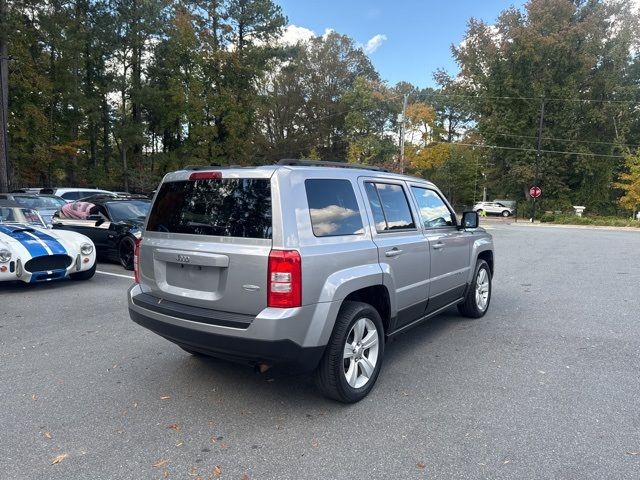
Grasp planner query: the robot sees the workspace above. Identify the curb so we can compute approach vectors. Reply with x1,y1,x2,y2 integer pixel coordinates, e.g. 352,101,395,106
491,221,640,232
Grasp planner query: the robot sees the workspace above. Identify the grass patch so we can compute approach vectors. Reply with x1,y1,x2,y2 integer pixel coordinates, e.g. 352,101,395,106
539,214,640,227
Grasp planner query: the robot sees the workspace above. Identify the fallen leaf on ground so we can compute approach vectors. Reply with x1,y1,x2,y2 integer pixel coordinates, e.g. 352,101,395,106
241,474,250,480
161,396,171,400
43,432,52,439
188,466,199,476
220,443,229,450
153,458,170,469
163,469,169,478
32,394,37,401
212,465,222,477
168,423,181,431
311,440,319,448
416,462,426,469
51,454,68,465
627,451,640,455
210,436,217,444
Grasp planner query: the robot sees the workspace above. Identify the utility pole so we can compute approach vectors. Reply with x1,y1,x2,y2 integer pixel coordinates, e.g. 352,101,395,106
399,93,409,174
532,97,545,223
0,0,10,192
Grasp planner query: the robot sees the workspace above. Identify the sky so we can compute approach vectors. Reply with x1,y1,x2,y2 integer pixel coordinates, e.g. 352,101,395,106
275,0,526,88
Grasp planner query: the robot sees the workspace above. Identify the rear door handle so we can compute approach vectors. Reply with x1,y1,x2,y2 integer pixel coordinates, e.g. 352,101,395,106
385,248,403,258
432,242,445,250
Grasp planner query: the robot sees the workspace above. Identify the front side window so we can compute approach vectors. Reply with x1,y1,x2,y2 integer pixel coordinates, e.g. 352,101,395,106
305,179,364,237
61,192,81,200
411,187,455,228
106,200,150,222
364,182,415,232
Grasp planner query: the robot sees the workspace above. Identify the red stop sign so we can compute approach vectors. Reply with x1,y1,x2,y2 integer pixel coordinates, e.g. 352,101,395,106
529,186,542,198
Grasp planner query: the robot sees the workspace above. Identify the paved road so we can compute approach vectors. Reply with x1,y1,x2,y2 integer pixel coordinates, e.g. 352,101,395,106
1,225,639,479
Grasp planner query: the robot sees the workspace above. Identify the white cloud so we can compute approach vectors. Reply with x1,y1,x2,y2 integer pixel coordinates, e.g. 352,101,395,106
279,25,316,46
364,34,387,54
322,28,336,39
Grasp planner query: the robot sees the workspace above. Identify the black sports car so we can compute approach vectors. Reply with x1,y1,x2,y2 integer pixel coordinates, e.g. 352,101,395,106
52,196,150,269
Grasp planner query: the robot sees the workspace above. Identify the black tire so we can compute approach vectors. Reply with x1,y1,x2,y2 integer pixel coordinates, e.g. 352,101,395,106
119,236,136,270
501,210,511,217
69,262,96,281
315,301,385,403
458,259,492,318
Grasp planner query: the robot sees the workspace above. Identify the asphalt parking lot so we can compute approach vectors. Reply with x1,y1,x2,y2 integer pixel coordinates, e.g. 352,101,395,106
1,223,640,480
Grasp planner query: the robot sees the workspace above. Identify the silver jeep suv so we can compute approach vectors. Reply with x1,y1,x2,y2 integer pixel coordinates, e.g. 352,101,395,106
128,160,494,402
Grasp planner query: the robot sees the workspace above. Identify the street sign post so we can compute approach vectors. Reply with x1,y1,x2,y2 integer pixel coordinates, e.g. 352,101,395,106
529,186,542,198
529,186,542,223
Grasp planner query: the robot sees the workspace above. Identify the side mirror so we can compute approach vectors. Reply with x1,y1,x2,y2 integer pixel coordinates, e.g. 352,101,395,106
460,211,479,229
95,218,105,227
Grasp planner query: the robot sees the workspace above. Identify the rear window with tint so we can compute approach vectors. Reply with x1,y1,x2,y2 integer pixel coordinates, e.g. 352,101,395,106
305,179,364,237
146,178,272,239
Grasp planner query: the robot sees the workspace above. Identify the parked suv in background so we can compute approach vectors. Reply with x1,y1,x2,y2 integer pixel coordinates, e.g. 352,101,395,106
473,201,514,217
128,160,494,402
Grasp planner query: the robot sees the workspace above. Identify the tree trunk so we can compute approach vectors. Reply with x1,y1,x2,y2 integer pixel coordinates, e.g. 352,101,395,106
131,0,142,172
0,0,9,191
101,93,110,174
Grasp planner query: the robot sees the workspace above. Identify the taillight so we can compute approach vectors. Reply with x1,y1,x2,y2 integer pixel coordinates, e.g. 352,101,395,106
133,238,141,283
267,250,301,308
189,171,222,181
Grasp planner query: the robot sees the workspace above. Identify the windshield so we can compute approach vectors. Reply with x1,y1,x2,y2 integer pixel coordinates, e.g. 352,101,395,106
14,195,66,210
106,200,150,222
0,207,46,227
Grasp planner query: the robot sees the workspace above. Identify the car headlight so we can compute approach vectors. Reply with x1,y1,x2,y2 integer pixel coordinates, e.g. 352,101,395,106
80,243,94,255
0,249,11,263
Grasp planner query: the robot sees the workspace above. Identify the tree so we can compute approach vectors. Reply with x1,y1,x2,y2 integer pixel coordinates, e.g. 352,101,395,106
453,0,640,212
615,150,640,217
257,31,379,162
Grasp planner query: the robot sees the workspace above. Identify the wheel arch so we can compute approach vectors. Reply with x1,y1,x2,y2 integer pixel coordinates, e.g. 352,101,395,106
343,285,391,335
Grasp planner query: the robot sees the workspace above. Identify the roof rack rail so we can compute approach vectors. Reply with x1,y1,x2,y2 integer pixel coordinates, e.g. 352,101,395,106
277,159,388,172
183,164,243,170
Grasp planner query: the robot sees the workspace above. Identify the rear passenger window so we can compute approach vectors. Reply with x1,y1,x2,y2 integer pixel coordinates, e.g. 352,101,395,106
305,179,364,237
364,182,415,232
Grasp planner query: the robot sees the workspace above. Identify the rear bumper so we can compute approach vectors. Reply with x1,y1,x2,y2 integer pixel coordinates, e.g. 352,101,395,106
127,285,337,371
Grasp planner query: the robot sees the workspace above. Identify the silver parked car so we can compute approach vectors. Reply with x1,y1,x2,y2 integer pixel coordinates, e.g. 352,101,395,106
473,201,514,217
0,193,67,225
128,160,495,402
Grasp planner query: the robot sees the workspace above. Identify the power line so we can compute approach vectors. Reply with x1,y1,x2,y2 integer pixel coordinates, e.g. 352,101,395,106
296,90,640,129
431,141,627,159
490,132,640,149
413,91,640,105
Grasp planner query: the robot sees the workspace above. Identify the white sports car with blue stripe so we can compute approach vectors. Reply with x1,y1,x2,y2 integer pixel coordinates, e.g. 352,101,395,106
0,201,96,283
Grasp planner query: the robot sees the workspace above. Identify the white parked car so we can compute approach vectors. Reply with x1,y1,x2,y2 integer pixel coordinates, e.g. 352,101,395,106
473,201,514,217
0,201,96,283
39,188,115,202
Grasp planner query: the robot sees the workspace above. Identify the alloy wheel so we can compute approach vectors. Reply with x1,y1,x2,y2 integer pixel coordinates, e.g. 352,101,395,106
475,268,490,311
343,317,379,389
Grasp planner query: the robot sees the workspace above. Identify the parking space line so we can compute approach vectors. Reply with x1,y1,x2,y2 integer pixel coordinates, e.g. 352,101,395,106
96,270,134,279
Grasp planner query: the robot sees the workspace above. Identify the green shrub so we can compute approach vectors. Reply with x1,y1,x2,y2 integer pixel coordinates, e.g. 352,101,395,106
544,215,640,227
